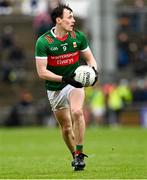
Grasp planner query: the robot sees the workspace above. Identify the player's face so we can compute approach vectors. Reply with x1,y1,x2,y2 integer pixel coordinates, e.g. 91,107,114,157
60,9,75,32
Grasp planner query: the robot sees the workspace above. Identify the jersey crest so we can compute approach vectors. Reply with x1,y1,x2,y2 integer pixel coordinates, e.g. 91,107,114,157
73,42,77,48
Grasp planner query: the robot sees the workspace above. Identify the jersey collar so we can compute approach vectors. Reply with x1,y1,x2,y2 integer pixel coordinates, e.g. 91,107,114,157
51,27,68,41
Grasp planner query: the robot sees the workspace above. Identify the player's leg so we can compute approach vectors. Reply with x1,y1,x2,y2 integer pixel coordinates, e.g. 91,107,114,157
68,88,88,170
69,89,85,147
69,88,85,145
54,108,75,155
47,87,76,157
47,85,87,170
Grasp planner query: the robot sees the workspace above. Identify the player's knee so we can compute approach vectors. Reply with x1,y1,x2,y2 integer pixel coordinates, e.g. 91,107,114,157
62,126,72,135
71,108,83,118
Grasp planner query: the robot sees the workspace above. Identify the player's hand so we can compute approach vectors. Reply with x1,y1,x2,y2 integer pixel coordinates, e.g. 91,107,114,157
62,73,83,88
92,67,98,86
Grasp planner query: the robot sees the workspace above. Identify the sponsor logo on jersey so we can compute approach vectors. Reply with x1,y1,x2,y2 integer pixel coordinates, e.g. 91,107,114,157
47,51,79,66
45,35,54,43
50,47,58,51
60,43,68,46
73,42,77,48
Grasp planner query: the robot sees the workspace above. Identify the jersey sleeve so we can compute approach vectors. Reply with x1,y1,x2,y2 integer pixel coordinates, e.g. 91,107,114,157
35,37,48,59
79,31,89,52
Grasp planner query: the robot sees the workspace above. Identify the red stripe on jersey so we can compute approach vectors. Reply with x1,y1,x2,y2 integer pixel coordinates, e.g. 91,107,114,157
45,35,54,43
47,51,79,66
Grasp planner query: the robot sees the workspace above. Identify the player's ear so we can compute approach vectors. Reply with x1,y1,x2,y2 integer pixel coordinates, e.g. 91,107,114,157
56,17,62,24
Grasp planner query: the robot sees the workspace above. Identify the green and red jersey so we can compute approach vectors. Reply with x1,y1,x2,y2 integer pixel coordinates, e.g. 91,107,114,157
35,27,89,90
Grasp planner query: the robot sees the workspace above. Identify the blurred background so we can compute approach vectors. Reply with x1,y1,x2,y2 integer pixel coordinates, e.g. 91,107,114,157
0,0,147,128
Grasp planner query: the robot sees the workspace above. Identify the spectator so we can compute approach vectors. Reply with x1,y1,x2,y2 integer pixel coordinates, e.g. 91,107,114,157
117,32,131,69
130,79,145,103
133,44,147,76
33,12,53,38
106,83,124,126
5,90,35,126
117,78,133,106
8,43,25,68
1,62,16,83
0,25,14,50
88,84,106,125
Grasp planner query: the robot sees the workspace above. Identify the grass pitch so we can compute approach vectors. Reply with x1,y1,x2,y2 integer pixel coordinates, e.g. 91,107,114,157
0,126,147,179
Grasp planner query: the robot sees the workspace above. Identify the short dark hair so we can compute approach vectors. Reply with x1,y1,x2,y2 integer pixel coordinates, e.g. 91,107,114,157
51,4,73,24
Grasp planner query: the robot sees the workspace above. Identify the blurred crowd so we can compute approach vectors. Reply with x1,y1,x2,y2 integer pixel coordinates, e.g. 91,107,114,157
0,0,59,15
84,78,147,127
2,78,147,127
0,25,26,83
116,0,147,76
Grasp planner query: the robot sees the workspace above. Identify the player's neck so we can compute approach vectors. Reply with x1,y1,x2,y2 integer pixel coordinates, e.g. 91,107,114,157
54,26,68,38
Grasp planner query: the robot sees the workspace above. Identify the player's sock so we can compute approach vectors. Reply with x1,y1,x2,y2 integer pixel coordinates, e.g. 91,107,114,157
75,145,83,155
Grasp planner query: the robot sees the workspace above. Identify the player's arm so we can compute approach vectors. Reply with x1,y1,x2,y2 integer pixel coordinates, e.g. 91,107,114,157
35,38,62,82
36,58,62,82
36,58,83,88
80,48,97,70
